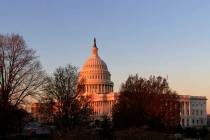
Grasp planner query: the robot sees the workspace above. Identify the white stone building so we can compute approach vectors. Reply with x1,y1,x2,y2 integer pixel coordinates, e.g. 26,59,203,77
79,38,118,119
179,95,207,128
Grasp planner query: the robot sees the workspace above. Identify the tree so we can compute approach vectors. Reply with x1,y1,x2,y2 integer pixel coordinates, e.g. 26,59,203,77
0,34,46,109
43,64,92,129
0,33,46,137
112,74,180,131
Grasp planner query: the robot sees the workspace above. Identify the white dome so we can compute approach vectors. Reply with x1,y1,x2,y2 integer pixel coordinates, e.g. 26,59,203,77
82,54,108,73
80,38,113,94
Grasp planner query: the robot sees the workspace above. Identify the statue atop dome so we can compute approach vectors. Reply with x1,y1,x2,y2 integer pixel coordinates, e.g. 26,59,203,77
92,37,98,57
94,37,97,47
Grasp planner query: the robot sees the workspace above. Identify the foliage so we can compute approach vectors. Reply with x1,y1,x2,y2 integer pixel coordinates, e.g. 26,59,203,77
113,74,180,131
42,64,92,129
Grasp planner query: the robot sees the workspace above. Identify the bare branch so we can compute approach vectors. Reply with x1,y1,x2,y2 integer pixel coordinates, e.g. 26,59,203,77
0,33,46,108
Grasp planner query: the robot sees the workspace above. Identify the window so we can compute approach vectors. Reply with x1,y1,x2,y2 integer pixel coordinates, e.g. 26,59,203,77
192,110,194,115
187,119,189,126
192,119,194,125
182,119,185,126
187,110,189,116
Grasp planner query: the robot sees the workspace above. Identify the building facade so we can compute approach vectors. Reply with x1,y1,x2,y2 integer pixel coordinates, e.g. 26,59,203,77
23,102,57,123
79,38,118,119
179,95,207,128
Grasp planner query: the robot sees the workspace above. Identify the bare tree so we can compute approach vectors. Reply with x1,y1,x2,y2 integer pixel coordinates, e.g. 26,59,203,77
43,64,92,129
0,33,46,109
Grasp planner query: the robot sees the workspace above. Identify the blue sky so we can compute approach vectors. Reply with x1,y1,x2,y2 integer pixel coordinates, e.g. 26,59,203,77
1,0,210,112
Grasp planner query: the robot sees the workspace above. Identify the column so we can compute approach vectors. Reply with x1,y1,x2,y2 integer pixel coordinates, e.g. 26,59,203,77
92,85,94,93
90,85,92,93
98,84,99,93
95,84,97,93
85,85,86,92
100,101,101,115
92,84,94,92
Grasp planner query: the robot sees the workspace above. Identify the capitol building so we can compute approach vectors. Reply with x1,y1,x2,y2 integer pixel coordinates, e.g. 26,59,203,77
26,38,207,128
79,38,118,119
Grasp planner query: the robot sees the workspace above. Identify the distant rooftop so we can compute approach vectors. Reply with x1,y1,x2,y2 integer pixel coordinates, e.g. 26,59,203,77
179,95,207,100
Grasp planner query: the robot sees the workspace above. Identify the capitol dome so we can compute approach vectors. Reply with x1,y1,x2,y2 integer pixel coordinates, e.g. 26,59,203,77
80,38,113,94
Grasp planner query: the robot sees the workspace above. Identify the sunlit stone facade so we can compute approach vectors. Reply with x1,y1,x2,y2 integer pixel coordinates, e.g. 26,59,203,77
179,95,207,128
80,39,117,119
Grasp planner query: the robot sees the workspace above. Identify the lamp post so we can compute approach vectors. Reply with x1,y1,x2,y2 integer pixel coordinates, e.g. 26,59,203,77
0,62,2,105
0,68,1,85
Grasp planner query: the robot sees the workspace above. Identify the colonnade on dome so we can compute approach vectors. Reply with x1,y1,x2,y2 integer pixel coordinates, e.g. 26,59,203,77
85,84,113,94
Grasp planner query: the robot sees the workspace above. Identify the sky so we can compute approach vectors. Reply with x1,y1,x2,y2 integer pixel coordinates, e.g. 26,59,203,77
0,0,210,113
